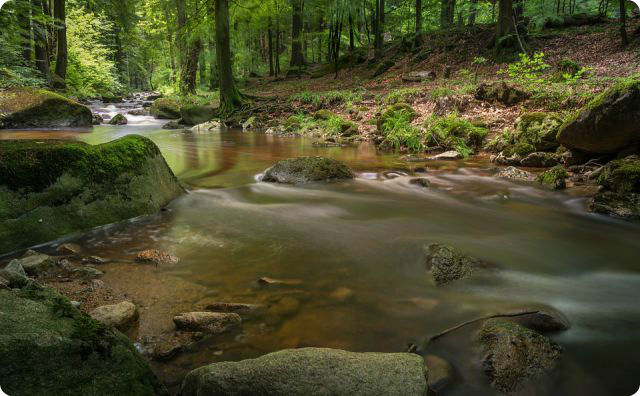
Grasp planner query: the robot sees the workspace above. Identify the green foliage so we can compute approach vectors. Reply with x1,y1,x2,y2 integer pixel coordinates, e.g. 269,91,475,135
381,110,424,152
290,90,364,109
500,52,551,88
384,88,421,104
424,114,489,157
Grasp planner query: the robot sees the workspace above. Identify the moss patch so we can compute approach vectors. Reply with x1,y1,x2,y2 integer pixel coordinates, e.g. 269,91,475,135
262,157,354,184
597,158,640,193
0,88,92,128
150,98,180,119
537,165,568,190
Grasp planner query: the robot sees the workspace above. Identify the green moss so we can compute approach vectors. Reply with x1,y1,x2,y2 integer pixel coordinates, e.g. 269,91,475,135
180,105,218,125
597,159,640,193
0,88,92,128
504,142,536,157
424,113,489,157
150,98,180,119
537,165,568,190
262,157,354,184
373,60,395,77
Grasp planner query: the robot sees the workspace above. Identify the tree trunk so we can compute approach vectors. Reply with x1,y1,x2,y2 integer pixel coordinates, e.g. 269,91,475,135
468,0,478,25
374,0,384,60
349,13,355,51
53,0,67,87
416,0,423,33
215,0,243,114
180,39,202,94
619,0,629,46
495,0,514,42
209,37,218,89
18,0,32,65
164,5,177,83
199,42,207,87
289,0,304,75
268,18,275,76
33,0,51,81
440,0,455,28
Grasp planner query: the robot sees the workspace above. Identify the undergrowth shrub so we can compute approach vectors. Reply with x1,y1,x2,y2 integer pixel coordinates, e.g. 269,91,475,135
424,114,488,157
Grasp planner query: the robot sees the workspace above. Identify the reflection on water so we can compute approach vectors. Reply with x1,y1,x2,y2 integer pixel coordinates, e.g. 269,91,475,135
1,114,639,396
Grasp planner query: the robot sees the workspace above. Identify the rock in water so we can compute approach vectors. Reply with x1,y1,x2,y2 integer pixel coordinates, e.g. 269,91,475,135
173,312,241,334
424,355,454,395
7,254,53,277
180,348,428,396
479,319,562,394
596,157,640,194
425,244,495,285
150,98,181,119
536,165,568,190
0,88,92,128
0,135,184,254
496,166,535,181
180,105,218,126
262,157,354,184
512,112,563,152
558,80,640,154
588,192,640,219
520,152,560,168
0,286,167,396
90,301,139,331
430,151,463,161
109,113,128,125
136,249,180,266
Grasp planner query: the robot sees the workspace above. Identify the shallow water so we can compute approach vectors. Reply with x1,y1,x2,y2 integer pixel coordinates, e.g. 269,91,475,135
1,102,639,395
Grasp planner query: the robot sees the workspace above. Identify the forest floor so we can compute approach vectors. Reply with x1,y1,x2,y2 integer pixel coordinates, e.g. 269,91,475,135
240,20,640,146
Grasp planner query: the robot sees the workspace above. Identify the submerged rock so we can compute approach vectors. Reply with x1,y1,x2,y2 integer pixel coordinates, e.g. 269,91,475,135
506,308,571,332
557,79,640,154
262,157,354,184
474,81,529,106
588,192,640,219
135,249,179,266
181,348,428,396
0,135,185,254
257,277,304,286
92,113,103,125
0,88,92,128
536,165,568,190
150,98,180,119
409,178,431,188
478,319,562,394
162,120,183,130
424,355,454,395
90,301,139,331
0,285,167,396
191,120,221,133
425,243,496,285
173,312,241,334
109,113,128,125
205,302,264,315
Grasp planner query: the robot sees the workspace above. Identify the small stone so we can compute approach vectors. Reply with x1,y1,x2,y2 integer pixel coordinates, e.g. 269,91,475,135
329,287,355,302
70,301,81,308
409,178,431,188
90,301,139,331
425,243,496,285
191,121,221,133
71,266,103,279
10,254,53,276
495,166,535,181
136,249,179,266
109,113,128,125
56,243,82,256
152,340,184,362
173,312,241,334
430,151,463,161
521,152,560,168
82,256,110,264
424,355,454,394
537,165,568,190
257,277,303,286
4,260,27,277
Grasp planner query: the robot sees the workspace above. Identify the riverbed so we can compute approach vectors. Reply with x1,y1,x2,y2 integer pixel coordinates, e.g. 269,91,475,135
1,100,639,396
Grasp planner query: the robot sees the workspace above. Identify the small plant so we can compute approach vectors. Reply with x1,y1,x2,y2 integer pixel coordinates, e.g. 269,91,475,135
424,114,489,157
499,52,550,87
384,88,421,104
289,90,364,109
381,110,424,151
429,86,456,100
472,56,488,83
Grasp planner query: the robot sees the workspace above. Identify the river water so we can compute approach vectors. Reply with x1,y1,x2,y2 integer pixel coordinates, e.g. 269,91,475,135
1,100,639,395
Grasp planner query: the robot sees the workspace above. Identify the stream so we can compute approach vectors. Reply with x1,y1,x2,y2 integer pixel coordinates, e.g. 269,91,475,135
1,98,639,395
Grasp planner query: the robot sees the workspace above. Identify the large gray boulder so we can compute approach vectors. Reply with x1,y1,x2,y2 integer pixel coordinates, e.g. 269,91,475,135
0,135,185,254
479,319,562,394
557,80,640,154
0,88,92,129
0,285,167,395
262,157,354,184
181,348,428,396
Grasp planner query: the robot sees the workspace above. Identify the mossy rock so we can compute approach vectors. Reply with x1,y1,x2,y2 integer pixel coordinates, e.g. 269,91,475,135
0,284,167,396
0,88,92,129
150,98,180,119
588,192,640,219
597,157,640,193
0,135,184,254
373,60,395,77
536,165,568,190
262,157,354,184
377,103,418,132
479,319,562,394
425,243,496,285
513,112,563,152
557,80,640,154
504,142,536,157
109,113,128,125
474,81,529,106
180,105,218,126
314,109,335,121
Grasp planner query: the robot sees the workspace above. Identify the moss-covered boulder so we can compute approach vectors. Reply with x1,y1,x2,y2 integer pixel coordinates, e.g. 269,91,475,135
425,243,497,285
150,98,180,119
180,105,218,126
262,157,354,184
536,165,568,190
597,157,640,194
373,59,395,77
109,113,128,125
513,112,563,152
479,319,562,394
0,284,167,396
0,135,184,254
474,81,529,106
181,348,428,396
521,152,561,168
377,103,418,132
557,80,640,154
0,88,92,129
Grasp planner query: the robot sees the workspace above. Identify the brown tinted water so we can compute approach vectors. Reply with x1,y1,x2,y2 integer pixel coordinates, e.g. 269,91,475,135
1,110,639,395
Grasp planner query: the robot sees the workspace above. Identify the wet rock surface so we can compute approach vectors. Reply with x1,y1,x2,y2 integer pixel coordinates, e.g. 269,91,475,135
173,312,242,334
262,157,354,184
425,243,496,285
90,301,139,331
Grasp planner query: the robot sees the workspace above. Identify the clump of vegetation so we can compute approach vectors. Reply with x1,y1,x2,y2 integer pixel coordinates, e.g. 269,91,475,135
537,165,568,190
424,114,489,157
499,52,551,88
383,88,421,104
290,90,364,109
284,111,356,137
380,109,424,151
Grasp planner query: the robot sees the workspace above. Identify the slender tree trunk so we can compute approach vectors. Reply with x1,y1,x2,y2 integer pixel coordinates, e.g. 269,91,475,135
268,18,275,76
33,0,51,81
275,23,281,77
53,0,67,86
374,0,384,60
495,0,514,43
164,6,177,83
199,42,207,87
619,0,629,46
180,39,202,94
289,0,305,75
440,0,455,28
349,13,355,51
215,0,243,114
18,0,32,65
416,0,423,33
468,0,478,25
209,37,218,89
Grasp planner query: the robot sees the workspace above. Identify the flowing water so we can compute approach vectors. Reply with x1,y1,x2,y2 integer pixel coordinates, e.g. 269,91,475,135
1,99,639,395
